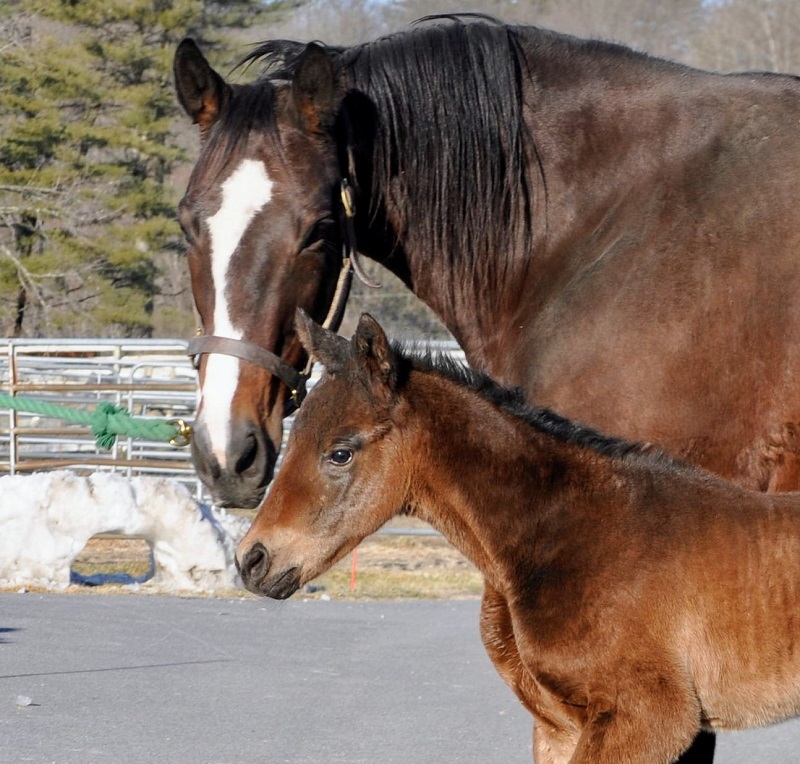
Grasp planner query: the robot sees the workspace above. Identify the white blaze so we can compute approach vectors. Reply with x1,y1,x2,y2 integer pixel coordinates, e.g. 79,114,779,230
202,159,273,467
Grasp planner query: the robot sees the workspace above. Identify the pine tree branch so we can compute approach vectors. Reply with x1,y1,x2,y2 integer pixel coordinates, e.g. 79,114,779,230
0,244,49,319
0,185,63,196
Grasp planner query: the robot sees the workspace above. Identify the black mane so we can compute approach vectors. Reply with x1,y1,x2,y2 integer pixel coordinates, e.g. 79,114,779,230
396,342,671,464
242,17,536,282
239,17,694,285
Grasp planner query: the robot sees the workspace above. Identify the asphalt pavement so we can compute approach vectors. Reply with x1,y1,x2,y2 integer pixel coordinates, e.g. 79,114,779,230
1,593,798,763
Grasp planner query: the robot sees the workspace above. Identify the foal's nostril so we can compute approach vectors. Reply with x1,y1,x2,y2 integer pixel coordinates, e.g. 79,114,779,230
240,542,270,586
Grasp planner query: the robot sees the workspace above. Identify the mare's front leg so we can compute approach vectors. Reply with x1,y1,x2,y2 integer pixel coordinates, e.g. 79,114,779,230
480,584,576,763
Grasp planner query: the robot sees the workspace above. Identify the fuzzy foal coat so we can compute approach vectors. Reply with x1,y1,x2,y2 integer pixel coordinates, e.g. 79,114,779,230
238,315,800,764
396,368,800,762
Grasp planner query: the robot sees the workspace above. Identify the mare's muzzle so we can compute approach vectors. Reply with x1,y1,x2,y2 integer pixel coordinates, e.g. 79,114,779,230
187,335,307,508
190,416,277,509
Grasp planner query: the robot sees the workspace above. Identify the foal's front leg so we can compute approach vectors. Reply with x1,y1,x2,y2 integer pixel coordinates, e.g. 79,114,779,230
479,583,536,714
479,584,577,763
533,719,579,764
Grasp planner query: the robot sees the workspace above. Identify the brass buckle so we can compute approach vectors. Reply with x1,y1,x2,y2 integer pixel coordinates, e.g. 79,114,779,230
169,418,193,447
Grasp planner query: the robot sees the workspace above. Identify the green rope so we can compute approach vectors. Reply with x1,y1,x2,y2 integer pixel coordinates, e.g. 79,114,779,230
0,393,191,450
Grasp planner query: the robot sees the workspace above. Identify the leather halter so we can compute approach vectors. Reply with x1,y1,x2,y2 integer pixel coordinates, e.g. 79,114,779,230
188,178,373,416
187,333,308,409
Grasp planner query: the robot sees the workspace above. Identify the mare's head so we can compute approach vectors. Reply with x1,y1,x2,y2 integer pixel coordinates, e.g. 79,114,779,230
173,40,349,507
236,311,408,598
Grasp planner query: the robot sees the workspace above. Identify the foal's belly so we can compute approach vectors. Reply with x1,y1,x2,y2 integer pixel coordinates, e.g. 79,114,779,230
687,543,800,733
701,679,800,733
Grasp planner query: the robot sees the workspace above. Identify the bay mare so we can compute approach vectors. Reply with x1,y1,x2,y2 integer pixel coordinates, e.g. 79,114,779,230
174,18,800,512
238,312,800,764
173,17,800,762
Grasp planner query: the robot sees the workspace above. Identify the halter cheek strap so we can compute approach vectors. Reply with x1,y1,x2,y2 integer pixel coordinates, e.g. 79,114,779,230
338,179,380,290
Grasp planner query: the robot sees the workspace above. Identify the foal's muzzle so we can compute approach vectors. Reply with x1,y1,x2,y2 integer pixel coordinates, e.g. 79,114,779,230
237,541,301,599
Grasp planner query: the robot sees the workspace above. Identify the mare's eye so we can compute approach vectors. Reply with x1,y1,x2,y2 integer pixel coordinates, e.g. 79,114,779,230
328,448,353,466
300,218,335,251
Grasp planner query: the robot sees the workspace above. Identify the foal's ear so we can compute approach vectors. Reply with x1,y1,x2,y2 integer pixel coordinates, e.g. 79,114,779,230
295,309,349,372
291,42,340,133
174,39,230,135
353,314,398,400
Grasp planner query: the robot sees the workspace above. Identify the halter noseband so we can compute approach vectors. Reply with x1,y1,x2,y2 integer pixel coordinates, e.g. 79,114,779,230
188,178,374,416
187,333,309,410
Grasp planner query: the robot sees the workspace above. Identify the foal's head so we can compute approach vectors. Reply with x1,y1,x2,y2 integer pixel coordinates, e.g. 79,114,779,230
173,40,348,507
236,311,410,598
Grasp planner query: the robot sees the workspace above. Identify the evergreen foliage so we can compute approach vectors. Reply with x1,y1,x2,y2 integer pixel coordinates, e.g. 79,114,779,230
11,0,788,341
0,0,300,337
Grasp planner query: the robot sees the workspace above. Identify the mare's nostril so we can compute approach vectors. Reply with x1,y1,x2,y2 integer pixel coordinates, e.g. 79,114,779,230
240,542,270,585
235,432,260,476
191,419,275,509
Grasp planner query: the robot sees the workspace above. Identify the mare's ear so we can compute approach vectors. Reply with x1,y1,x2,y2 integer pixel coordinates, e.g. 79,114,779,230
353,313,398,401
174,38,230,135
290,42,340,133
295,309,349,372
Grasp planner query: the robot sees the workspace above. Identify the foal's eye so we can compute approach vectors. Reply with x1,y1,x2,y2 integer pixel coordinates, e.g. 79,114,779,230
328,448,353,466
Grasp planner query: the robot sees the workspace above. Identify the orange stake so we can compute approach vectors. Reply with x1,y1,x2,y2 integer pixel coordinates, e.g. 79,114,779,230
350,548,358,592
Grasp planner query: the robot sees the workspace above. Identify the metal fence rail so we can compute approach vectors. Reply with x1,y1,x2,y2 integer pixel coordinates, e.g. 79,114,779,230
0,337,464,506
0,338,205,498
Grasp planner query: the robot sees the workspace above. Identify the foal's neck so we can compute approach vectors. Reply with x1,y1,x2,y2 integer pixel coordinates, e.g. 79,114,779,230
402,371,619,589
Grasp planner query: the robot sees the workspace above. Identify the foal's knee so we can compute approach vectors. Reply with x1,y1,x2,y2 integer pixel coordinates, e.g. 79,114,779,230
570,687,700,764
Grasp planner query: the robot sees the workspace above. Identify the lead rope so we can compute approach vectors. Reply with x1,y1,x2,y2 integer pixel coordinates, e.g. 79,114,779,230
298,178,379,383
0,394,191,450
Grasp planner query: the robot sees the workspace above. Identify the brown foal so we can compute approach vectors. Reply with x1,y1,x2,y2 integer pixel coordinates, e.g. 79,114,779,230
237,312,800,763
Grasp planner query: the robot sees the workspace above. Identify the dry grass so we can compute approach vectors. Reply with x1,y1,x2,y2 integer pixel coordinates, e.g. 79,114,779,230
310,534,484,599
72,537,153,579
69,530,484,600
309,567,484,600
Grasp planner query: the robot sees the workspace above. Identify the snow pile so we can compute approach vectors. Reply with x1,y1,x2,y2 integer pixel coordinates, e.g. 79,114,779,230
0,471,250,592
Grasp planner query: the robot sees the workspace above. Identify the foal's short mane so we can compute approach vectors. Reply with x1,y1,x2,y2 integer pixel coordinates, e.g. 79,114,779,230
398,344,669,464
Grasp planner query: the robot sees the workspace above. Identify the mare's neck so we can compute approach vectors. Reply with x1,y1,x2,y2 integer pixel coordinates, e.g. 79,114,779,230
351,49,733,378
